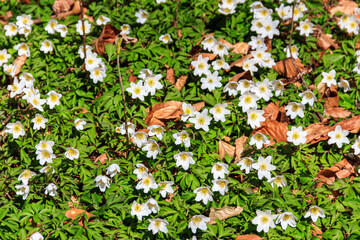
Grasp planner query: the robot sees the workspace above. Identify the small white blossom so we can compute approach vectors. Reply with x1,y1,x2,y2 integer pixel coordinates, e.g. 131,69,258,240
304,206,325,222
5,121,25,139
188,109,212,131
94,175,111,192
74,118,86,130
287,126,307,146
40,40,53,53
135,173,158,193
251,210,277,233
211,179,229,195
131,201,151,221
76,20,91,35
65,147,79,160
18,170,36,185
44,183,57,197
148,218,169,235
96,15,110,25
285,102,305,119
188,215,210,234
252,156,276,180
249,132,270,149
328,125,349,148
15,184,30,200
135,9,149,24
194,186,213,204
209,103,230,122
173,131,191,147
211,162,229,179
237,157,255,174
174,152,195,170
276,212,297,230
134,163,148,179
106,163,121,177
158,181,174,198
268,175,287,188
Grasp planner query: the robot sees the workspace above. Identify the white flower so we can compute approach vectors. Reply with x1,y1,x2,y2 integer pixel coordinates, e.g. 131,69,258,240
19,25,31,37
211,162,229,179
18,170,36,185
287,126,307,146
46,90,61,109
35,140,54,154
209,103,230,122
237,79,255,94
251,210,277,233
251,47,270,67
120,122,135,136
144,74,163,95
132,131,148,148
200,71,222,91
268,175,287,188
276,3,291,20
90,67,106,84
296,19,314,37
249,132,270,149
299,90,316,106
238,91,259,113
191,55,211,76
142,139,161,159
44,183,57,197
304,206,325,222
65,147,79,160
139,69,153,79
40,165,55,174
328,125,349,148
36,150,56,165
212,42,229,57
85,52,102,71
237,157,255,174
249,36,266,50
252,156,276,180
19,72,35,88
156,0,167,4
29,232,44,240
148,125,164,140
148,218,169,234
201,36,217,51
345,16,359,35
106,163,121,177
94,175,111,192
321,69,337,87
131,201,151,221
135,9,149,24
223,81,239,96
29,93,46,112
0,49,11,66
3,63,17,77
146,198,160,214
247,109,265,129
126,80,148,101
56,24,68,37
276,212,297,230
250,78,273,101
188,215,210,234
338,79,350,92
258,18,280,39
242,58,258,73
5,121,25,139
31,114,48,130
285,102,305,119
40,40,53,53
135,173,158,193
76,20,91,35
194,186,213,204
351,137,360,155
16,14,33,28
158,181,174,198
174,152,195,170
74,118,86,130
14,43,30,57
272,80,284,97
211,179,229,195
188,109,212,131
4,23,18,36
96,15,110,25
134,163,148,179
7,77,25,98
254,7,273,19
121,24,131,35
45,19,57,34
15,184,30,200
212,58,230,71
218,4,237,15
284,45,299,59
159,34,172,44
173,131,191,147
78,45,92,59
181,103,196,121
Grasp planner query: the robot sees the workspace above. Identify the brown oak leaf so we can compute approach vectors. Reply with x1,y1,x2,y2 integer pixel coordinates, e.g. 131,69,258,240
273,57,306,79
235,136,248,161
329,0,358,16
229,71,252,82
175,75,187,91
208,206,243,225
218,140,235,160
315,159,355,187
166,68,175,84
94,24,121,56
145,101,183,126
13,55,27,76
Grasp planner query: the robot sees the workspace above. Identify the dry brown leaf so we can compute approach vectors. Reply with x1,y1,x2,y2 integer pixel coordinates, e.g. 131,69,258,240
265,37,272,51
67,195,80,208
13,55,27,76
175,75,187,91
54,0,80,19
235,136,248,161
325,107,351,119
94,24,121,56
222,136,231,142
65,208,94,221
228,54,252,70
338,115,360,133
305,123,333,144
229,71,252,82
95,153,112,164
316,159,355,187
231,42,250,54
218,38,233,49
317,32,339,50
329,0,358,16
273,58,306,79
53,0,71,14
192,53,218,62
166,68,175,84
235,235,262,240
311,223,323,239
193,101,205,112
208,206,243,225
253,120,288,144
263,101,289,123
0,11,13,25
129,73,137,83
145,101,183,126
218,140,235,160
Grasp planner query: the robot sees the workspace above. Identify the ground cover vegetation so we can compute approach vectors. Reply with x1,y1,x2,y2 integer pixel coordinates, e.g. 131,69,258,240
1,0,360,239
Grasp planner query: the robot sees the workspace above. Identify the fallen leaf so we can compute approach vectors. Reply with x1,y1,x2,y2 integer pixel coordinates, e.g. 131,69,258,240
222,136,231,142
67,195,80,208
273,57,307,79
229,71,252,82
235,136,248,161
54,0,80,19
193,101,205,112
218,140,235,160
316,30,339,50
0,11,13,25
208,206,243,225
253,120,289,144
145,101,183,126
94,24,121,56
53,0,72,14
338,115,360,133
218,38,233,49
263,101,289,123
264,37,272,51
228,54,252,70
129,73,137,83
192,53,217,62
311,223,323,239
231,42,250,54
235,235,262,240
175,75,187,91
13,55,27,76
65,208,94,221
329,0,358,16
95,153,112,164
325,107,351,119
316,159,355,187
166,68,175,84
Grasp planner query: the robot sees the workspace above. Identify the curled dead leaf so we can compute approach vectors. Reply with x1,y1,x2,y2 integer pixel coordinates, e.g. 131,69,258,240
13,55,27,76
0,11,13,25
273,58,306,79
229,71,252,82
231,42,250,54
53,0,71,14
228,54,252,70
325,107,351,119
192,53,218,62
218,140,235,160
329,0,358,16
235,136,248,162
129,73,137,83
166,68,175,84
193,101,205,112
175,75,187,91
263,101,289,123
94,24,121,56
54,0,80,19
65,208,94,221
195,32,215,46
253,120,288,144
316,31,339,50
145,101,183,126
235,235,262,240
208,206,243,225
95,153,112,164
316,159,355,187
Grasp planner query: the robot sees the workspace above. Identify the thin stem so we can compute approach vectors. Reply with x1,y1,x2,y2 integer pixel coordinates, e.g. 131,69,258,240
116,36,129,147
175,0,182,51
80,0,87,61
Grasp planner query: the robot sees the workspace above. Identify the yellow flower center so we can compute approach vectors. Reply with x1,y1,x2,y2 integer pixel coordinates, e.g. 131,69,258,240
260,163,267,170
139,167,146,173
50,22,56,28
311,207,319,215
218,180,226,188
154,220,161,228
10,25,17,31
20,45,28,50
260,216,269,224
282,214,291,221
250,112,258,120
244,158,252,166
292,132,300,139
198,62,205,69
42,151,50,158
13,125,21,133
134,204,142,212
0,54,5,60
44,41,50,47
147,79,155,86
228,82,237,89
149,143,158,151
87,59,94,65
50,94,58,102
197,117,205,125
163,35,170,41
291,104,299,112
32,98,40,105
335,133,342,139
180,153,188,161
215,106,222,114
35,117,42,124
141,12,148,18
68,148,77,156
193,216,202,224
143,177,150,186
302,24,309,30
215,164,223,171
134,87,141,94
255,134,263,141
180,133,187,140
200,188,209,195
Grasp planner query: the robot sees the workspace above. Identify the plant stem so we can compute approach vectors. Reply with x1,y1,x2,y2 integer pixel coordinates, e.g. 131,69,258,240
80,0,87,61
175,0,182,51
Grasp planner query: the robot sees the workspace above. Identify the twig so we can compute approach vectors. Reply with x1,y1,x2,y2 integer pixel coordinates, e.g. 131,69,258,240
175,0,182,51
288,0,308,90
2,115,11,126
116,36,129,146
80,0,87,61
